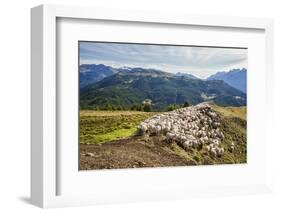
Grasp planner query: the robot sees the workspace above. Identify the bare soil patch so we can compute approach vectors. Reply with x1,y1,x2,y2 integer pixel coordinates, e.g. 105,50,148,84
80,136,194,170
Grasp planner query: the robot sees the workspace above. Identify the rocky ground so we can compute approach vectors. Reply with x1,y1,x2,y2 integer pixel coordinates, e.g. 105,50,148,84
80,136,194,170
80,103,247,170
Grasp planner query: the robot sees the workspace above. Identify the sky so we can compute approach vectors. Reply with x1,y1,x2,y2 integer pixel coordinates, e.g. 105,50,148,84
79,41,247,79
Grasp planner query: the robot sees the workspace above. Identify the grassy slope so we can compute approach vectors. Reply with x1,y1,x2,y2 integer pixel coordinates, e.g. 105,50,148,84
80,105,247,166
214,105,247,164
211,104,247,120
80,110,158,144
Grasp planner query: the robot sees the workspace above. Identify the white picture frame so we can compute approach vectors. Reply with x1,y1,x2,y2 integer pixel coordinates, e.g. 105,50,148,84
31,4,274,208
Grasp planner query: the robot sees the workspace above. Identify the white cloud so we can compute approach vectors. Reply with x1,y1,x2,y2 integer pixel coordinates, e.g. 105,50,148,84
80,42,247,78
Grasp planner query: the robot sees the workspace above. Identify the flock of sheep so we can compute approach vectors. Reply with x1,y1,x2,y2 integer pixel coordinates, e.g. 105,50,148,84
139,103,226,157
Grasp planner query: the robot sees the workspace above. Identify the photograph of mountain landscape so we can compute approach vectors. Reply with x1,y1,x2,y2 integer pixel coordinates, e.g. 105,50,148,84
79,41,247,170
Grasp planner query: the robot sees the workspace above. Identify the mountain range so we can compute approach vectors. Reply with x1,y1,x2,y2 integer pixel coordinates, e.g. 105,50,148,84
79,64,204,89
80,64,119,88
80,65,247,110
207,68,246,93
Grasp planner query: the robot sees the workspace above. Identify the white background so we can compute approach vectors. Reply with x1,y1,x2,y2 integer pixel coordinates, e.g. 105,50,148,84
0,0,280,212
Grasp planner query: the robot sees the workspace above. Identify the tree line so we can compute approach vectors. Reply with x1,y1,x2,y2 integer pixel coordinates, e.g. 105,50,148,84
82,99,191,112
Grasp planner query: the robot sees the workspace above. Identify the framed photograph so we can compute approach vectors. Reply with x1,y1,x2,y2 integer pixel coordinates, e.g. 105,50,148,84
31,4,274,208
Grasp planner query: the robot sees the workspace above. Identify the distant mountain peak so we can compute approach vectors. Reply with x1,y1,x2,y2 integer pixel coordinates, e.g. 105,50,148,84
175,72,199,79
207,68,247,93
118,67,173,77
79,64,175,88
119,66,133,70
79,64,119,88
79,63,116,73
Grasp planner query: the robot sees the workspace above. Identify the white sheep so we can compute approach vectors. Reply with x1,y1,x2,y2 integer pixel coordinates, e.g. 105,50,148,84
139,103,225,156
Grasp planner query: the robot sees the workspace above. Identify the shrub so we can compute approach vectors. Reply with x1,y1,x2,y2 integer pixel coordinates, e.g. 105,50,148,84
143,103,152,112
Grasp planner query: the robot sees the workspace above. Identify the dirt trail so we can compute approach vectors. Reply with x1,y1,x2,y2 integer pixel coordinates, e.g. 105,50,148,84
80,136,194,170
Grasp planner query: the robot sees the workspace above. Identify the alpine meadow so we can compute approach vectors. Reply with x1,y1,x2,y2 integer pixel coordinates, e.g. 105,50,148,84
79,41,247,170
